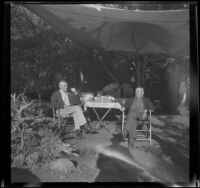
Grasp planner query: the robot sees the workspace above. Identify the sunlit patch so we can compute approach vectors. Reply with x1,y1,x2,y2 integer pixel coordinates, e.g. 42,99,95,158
83,4,102,12
95,144,188,186
96,145,162,182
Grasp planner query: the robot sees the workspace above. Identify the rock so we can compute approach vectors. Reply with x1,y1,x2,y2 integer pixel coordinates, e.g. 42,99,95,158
12,154,24,167
49,158,75,174
59,175,66,179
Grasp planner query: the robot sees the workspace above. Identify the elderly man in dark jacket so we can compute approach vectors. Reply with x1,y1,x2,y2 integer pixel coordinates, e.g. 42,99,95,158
51,80,90,133
116,86,154,149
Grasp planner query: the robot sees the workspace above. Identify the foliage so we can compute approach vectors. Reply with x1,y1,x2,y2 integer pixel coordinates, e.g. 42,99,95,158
11,92,52,167
11,92,79,168
36,128,61,164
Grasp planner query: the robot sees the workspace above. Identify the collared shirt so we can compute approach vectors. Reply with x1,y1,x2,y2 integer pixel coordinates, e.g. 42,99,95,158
60,89,70,106
130,97,144,113
136,98,144,112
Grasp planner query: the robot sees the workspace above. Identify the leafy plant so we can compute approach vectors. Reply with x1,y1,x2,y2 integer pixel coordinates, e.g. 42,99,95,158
11,92,53,167
11,92,79,168
37,128,61,164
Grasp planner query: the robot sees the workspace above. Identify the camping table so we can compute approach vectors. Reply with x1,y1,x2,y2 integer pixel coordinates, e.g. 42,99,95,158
84,100,124,132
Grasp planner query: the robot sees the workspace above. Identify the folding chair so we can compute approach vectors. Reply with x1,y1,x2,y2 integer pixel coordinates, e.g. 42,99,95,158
52,107,73,128
122,110,152,144
136,110,152,144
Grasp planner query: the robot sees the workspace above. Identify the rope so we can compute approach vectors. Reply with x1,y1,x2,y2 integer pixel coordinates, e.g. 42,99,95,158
100,60,118,83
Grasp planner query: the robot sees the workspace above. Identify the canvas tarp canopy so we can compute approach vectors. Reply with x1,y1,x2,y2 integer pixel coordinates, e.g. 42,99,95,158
24,4,189,58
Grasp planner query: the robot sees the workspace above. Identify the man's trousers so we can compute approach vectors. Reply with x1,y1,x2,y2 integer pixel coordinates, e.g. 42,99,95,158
58,105,87,131
122,110,143,147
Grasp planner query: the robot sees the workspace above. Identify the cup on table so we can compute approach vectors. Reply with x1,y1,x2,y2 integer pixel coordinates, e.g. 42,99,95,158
97,91,102,97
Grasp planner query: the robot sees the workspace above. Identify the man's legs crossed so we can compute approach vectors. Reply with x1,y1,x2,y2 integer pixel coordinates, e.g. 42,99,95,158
69,105,87,131
59,105,87,131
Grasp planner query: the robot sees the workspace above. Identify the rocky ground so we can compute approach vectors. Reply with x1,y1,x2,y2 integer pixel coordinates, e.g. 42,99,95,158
12,115,189,185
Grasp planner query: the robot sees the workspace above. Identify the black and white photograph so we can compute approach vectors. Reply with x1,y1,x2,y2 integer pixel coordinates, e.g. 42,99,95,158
3,1,199,187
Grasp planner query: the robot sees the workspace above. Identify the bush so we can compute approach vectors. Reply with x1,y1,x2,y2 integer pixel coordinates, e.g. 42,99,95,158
37,128,61,164
11,92,54,167
11,92,78,168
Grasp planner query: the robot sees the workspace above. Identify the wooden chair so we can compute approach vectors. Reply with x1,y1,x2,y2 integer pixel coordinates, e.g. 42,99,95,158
136,110,152,144
52,107,73,128
122,110,152,144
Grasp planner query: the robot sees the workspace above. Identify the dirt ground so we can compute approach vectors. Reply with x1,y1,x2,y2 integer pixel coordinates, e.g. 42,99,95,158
26,115,189,185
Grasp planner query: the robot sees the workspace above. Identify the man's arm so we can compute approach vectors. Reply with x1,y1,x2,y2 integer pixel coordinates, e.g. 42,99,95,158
50,92,65,108
124,98,133,110
145,97,155,111
115,97,132,111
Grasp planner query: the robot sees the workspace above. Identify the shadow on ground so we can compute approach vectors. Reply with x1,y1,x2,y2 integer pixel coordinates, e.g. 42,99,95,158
151,115,189,158
94,114,189,185
95,133,161,183
152,134,189,181
11,167,41,183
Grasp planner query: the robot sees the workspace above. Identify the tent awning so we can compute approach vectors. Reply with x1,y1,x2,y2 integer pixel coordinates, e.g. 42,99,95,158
24,4,189,58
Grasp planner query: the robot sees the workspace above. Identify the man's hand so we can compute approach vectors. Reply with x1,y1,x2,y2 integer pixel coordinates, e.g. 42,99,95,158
70,88,78,95
64,104,70,108
110,96,115,101
142,110,147,120
121,106,125,112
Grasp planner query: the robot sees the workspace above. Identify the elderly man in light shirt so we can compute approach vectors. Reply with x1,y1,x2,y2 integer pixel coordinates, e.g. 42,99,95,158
51,80,90,133
115,86,155,149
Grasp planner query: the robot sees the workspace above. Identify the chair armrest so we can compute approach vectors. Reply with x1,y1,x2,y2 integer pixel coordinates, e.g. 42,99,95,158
52,107,61,116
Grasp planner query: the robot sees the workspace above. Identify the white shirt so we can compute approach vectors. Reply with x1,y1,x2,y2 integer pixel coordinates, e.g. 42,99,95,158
60,89,70,106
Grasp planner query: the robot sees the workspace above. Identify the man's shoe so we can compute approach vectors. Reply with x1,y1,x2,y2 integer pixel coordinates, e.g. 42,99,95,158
74,129,82,136
81,124,96,133
74,128,80,132
76,130,85,138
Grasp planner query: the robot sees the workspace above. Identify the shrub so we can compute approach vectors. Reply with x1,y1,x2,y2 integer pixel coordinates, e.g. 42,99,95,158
11,92,54,167
11,92,78,168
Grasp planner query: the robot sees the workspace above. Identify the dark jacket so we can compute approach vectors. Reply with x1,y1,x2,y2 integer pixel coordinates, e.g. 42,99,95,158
50,90,81,108
116,97,155,112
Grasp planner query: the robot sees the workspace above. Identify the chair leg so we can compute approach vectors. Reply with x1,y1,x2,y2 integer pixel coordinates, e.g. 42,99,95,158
58,109,61,128
58,116,61,128
144,123,151,144
150,110,152,144
122,112,124,131
53,117,56,126
149,123,151,144
53,108,56,126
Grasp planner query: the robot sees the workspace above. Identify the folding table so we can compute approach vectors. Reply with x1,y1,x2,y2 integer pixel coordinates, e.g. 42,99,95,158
84,100,124,132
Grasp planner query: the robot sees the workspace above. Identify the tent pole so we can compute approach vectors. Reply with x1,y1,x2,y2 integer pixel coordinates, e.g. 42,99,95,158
137,54,140,86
